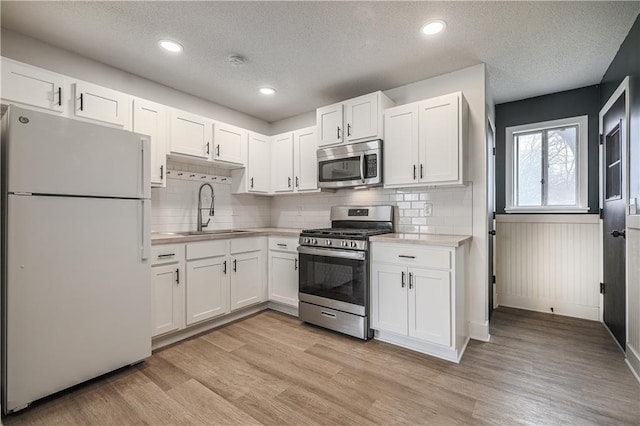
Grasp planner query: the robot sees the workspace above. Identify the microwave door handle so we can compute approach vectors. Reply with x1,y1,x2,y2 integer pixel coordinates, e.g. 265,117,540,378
360,153,365,183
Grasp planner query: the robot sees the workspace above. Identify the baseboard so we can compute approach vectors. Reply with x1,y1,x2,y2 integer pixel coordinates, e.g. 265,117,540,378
498,294,599,321
267,301,298,317
469,320,490,342
626,343,640,384
152,302,269,350
374,330,465,363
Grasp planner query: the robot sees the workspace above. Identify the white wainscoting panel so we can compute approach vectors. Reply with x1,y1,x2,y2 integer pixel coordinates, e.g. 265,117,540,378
496,214,600,320
627,215,640,382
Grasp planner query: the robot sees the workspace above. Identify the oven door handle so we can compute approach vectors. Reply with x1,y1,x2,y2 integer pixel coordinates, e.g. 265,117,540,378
360,152,365,183
297,246,366,261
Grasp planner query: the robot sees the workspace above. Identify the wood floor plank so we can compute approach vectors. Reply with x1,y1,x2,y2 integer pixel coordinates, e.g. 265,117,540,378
3,307,638,425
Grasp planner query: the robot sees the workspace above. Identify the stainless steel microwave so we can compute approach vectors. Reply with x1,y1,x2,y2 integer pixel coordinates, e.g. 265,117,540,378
317,140,382,189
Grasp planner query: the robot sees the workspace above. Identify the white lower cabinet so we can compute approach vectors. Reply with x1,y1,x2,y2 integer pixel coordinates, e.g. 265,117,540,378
268,237,299,307
150,245,184,337
230,250,264,311
186,254,229,325
371,242,467,362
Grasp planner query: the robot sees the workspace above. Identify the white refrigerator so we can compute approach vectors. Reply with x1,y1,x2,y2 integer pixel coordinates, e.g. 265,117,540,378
1,105,152,414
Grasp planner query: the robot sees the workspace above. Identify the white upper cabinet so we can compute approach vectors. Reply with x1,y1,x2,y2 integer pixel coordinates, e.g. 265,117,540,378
384,91,468,188
73,81,130,128
271,132,294,193
293,126,318,192
169,109,212,159
317,103,344,147
247,132,270,193
1,58,66,113
384,103,420,187
317,91,393,147
213,121,245,165
133,98,167,187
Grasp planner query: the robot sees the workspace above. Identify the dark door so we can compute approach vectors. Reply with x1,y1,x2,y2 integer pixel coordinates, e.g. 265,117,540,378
487,120,496,319
602,94,626,349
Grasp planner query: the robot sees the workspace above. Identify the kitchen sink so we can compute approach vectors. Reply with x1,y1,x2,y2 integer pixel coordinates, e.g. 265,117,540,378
154,230,250,236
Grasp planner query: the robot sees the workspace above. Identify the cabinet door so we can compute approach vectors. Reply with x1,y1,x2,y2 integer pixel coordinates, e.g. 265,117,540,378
230,251,264,311
133,99,167,187
214,122,245,164
418,93,460,184
384,103,420,187
151,263,182,337
185,256,229,325
247,132,270,193
408,268,451,346
1,59,65,113
371,263,408,335
293,126,318,192
317,103,343,147
268,252,298,307
73,81,130,127
345,93,378,142
271,132,294,193
169,109,211,159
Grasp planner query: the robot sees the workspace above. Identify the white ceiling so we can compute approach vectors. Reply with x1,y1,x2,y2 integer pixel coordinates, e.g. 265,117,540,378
2,1,639,123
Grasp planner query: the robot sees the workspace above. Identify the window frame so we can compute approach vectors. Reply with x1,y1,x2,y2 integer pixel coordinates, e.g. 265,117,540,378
505,115,589,213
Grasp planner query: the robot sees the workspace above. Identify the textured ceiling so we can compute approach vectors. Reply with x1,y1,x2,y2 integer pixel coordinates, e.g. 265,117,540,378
2,1,639,123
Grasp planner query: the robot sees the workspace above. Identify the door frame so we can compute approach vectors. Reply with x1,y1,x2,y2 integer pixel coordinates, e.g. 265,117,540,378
598,76,630,345
486,115,497,318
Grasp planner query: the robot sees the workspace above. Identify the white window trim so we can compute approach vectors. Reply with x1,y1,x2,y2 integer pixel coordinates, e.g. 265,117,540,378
505,115,589,214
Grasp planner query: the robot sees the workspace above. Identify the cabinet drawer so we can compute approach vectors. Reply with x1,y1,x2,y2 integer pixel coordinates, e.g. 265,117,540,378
372,243,451,270
186,240,227,260
268,236,299,252
230,237,263,254
151,244,184,266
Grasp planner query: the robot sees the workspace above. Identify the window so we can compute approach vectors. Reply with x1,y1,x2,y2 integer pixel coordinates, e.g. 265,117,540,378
506,116,588,213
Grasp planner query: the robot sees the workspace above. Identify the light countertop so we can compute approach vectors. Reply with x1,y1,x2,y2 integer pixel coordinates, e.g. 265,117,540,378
152,228,302,245
369,233,472,247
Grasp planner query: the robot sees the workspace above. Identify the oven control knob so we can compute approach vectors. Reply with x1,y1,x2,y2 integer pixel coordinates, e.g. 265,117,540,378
303,238,309,244
341,241,348,247
350,241,357,248
325,240,332,246
311,238,317,244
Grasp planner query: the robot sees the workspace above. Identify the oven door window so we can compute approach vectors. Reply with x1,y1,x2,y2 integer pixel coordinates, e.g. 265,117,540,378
299,252,366,306
318,157,361,182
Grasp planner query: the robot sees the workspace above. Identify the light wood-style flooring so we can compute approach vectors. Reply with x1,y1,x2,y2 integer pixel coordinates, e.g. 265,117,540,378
4,307,640,425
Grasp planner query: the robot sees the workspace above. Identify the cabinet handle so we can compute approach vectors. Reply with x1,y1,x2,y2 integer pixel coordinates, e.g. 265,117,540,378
401,271,406,288
337,126,341,139
250,177,254,188
223,260,227,275
176,268,180,284
206,142,210,155
398,255,416,259
79,93,84,111
420,164,424,179
409,272,413,289
233,259,237,272
277,243,287,247
157,253,175,258
216,144,220,157
160,165,164,180
413,165,417,180
295,176,299,188
295,258,298,271
288,177,292,188
57,87,62,106
347,123,351,137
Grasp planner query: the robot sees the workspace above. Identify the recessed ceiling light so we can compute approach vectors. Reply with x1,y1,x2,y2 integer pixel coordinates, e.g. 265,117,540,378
159,40,183,53
259,87,276,95
421,20,446,36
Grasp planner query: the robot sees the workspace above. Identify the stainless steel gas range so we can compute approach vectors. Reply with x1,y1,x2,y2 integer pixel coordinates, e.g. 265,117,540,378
297,205,394,339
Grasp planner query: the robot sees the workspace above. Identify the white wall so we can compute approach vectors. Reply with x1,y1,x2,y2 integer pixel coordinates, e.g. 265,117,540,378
0,28,271,134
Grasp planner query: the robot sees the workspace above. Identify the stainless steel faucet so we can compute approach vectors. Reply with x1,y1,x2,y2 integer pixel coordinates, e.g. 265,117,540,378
197,183,215,232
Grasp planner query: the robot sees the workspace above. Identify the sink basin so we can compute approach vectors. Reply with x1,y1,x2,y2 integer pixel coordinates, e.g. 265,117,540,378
153,230,250,236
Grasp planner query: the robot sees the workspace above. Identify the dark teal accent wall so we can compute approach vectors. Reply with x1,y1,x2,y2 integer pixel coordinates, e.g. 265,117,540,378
495,86,601,214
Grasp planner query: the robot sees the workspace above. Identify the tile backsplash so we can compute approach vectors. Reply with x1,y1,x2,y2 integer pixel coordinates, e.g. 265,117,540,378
151,158,473,235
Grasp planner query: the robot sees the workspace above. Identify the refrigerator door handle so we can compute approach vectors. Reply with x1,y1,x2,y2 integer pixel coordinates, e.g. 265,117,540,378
139,137,151,199
141,199,151,260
